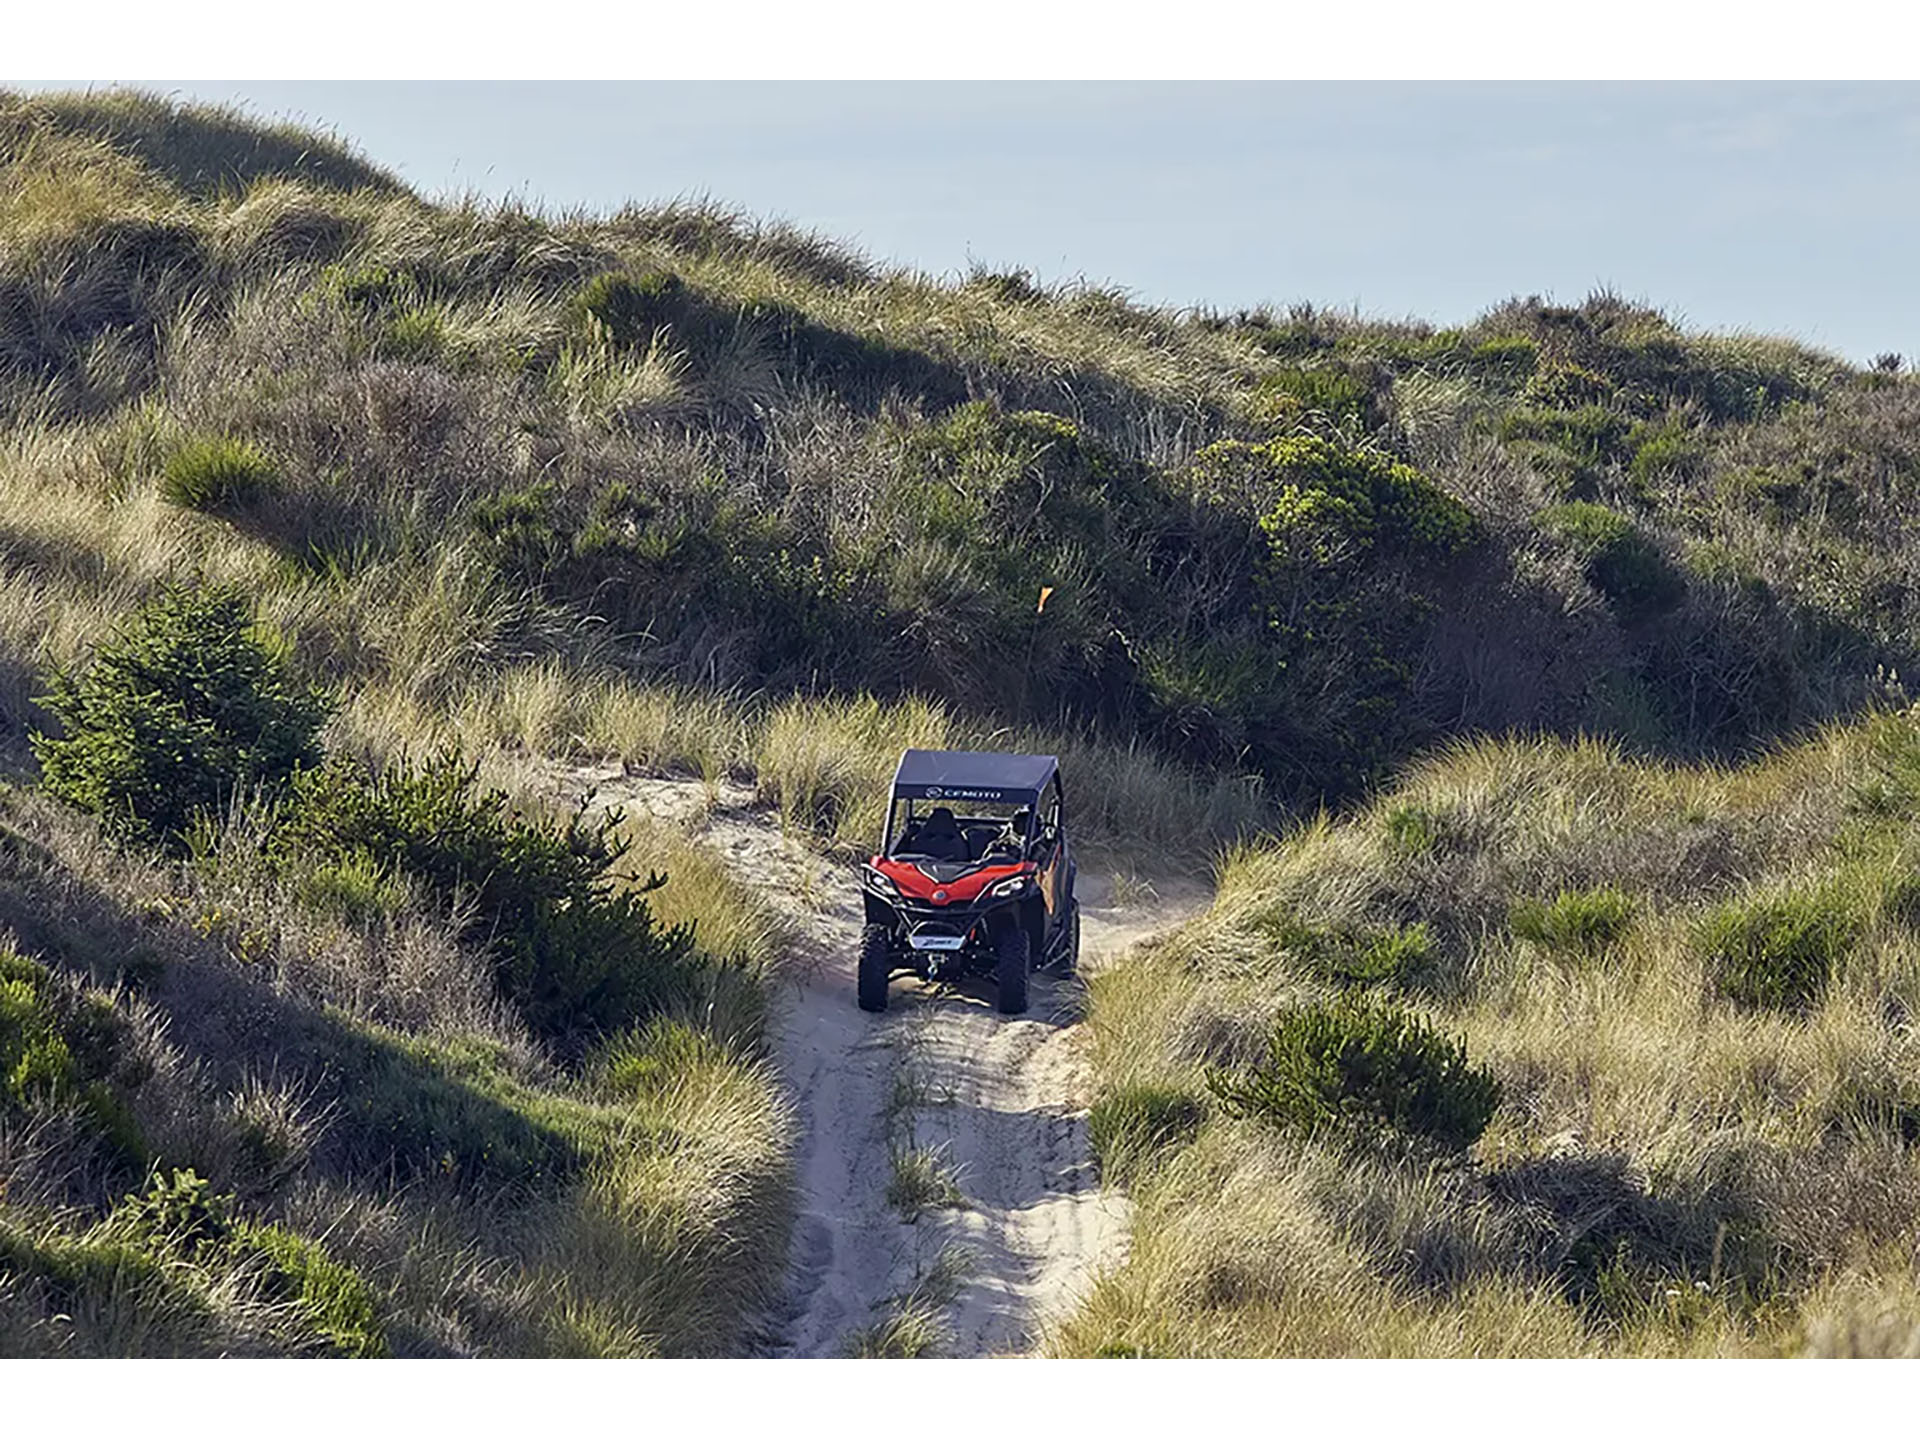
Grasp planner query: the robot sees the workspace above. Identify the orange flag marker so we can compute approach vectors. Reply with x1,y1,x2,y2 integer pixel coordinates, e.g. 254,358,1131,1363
1037,585,1054,615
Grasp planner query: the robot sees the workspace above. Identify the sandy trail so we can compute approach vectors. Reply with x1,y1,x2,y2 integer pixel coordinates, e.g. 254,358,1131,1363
560,764,1209,1358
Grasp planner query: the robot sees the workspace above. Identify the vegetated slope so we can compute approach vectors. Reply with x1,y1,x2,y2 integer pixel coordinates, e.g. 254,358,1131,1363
1061,718,1920,1357
4,85,1920,1358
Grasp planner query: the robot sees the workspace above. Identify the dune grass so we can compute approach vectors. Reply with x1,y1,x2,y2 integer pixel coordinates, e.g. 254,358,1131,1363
1057,718,1920,1357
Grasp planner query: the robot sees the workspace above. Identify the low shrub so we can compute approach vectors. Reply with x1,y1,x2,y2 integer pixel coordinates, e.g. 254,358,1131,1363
158,435,275,511
1536,502,1684,623
275,751,699,1041
573,269,687,348
1510,886,1637,955
1499,403,1631,465
1696,887,1860,1013
102,1170,386,1354
32,585,329,847
230,1222,385,1357
1208,995,1500,1150
1088,1082,1205,1184
1383,803,1441,856
1,949,77,1108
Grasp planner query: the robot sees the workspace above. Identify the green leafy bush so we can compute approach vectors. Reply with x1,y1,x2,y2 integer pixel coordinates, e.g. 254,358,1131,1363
107,1167,232,1257
276,751,698,1041
1537,502,1684,623
1208,995,1501,1150
1088,1082,1204,1184
1258,912,1433,986
33,585,328,846
1511,886,1637,955
574,269,687,348
1188,435,1480,560
158,435,275,511
1696,887,1860,1013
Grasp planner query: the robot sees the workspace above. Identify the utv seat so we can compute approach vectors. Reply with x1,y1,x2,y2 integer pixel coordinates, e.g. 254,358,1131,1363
912,807,970,862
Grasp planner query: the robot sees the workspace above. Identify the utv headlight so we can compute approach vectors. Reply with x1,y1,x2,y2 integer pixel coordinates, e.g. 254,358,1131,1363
990,876,1030,898
864,869,898,897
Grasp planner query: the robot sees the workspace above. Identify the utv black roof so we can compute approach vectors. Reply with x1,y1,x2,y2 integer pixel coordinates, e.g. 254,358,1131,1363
890,749,1060,805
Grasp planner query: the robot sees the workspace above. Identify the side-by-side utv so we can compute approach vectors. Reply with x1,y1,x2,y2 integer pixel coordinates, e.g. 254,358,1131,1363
856,749,1079,1015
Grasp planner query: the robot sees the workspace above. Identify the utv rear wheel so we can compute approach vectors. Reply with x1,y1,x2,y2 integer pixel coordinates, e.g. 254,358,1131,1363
857,925,892,1013
995,924,1031,1015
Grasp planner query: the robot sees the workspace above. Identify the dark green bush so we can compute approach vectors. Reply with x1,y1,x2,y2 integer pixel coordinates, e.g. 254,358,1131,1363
1537,502,1684,623
275,751,698,1041
1511,886,1637,955
574,269,687,348
1627,415,1709,489
158,435,275,512
32,585,328,847
1696,887,1860,1013
107,1167,233,1258
1208,995,1500,1149
1089,1081,1205,1183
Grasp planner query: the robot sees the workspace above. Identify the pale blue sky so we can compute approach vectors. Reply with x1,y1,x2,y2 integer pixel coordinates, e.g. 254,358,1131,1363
25,81,1920,363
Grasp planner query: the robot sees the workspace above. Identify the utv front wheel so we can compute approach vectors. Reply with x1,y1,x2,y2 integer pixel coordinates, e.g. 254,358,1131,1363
857,925,892,1013
995,924,1030,1015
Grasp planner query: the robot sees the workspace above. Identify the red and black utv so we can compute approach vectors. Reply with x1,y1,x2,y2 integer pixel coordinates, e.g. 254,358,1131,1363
857,749,1079,1015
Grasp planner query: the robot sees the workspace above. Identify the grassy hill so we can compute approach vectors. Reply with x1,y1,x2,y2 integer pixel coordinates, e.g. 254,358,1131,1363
3,87,1919,1356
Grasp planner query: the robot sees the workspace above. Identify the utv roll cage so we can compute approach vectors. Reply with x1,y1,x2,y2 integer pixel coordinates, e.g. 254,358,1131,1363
882,749,1065,864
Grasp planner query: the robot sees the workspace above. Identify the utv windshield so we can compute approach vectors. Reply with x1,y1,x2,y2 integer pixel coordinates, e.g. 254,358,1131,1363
887,796,1038,865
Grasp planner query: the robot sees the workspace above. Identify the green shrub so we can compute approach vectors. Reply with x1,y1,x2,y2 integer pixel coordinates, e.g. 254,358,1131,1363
1499,404,1631,465
317,260,416,312
380,304,447,363
1511,886,1637,955
1383,803,1441,856
1627,416,1709,489
275,751,698,1041
1188,435,1479,560
1537,502,1684,623
32,585,328,847
231,1222,386,1357
1259,913,1433,986
1089,1082,1205,1184
107,1168,232,1258
1467,334,1539,379
1,953,75,1107
1208,995,1501,1150
574,269,687,348
1251,364,1378,428
1696,887,1860,1013
158,435,275,511
102,1171,386,1354
1522,362,1615,410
